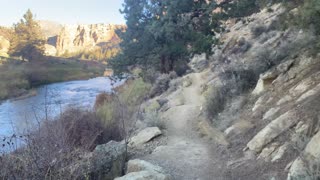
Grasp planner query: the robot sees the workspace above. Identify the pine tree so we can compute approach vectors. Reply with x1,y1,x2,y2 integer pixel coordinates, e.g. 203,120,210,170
110,0,216,75
9,9,45,61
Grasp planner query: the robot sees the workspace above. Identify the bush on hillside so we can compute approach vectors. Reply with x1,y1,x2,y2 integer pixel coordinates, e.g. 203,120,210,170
205,69,257,119
0,107,122,179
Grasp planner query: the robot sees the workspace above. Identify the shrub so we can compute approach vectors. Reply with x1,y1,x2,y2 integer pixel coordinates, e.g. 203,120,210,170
205,69,257,119
0,107,122,179
251,24,268,38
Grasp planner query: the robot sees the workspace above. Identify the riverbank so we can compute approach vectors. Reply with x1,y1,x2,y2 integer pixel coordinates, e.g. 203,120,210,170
0,57,106,101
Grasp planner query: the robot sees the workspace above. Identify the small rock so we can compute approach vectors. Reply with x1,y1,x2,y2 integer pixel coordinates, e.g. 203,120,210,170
129,127,162,147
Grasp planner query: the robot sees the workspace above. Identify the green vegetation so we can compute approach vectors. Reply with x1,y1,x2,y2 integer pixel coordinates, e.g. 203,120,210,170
96,78,151,127
110,0,216,75
9,9,45,61
0,58,105,100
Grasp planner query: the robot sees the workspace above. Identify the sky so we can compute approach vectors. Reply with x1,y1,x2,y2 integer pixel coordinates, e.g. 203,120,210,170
0,0,125,27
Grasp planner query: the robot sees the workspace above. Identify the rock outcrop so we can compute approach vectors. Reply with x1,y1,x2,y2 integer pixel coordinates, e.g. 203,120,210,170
60,141,126,180
0,36,10,57
129,127,162,148
55,24,124,55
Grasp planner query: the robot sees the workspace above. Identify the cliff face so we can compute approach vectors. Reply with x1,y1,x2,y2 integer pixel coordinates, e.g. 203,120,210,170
55,24,124,55
0,27,12,57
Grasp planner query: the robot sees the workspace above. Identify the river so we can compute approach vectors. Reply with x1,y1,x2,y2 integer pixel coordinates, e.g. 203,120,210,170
0,77,122,138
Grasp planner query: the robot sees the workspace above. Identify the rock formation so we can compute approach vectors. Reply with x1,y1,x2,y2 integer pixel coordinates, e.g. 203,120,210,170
55,24,124,55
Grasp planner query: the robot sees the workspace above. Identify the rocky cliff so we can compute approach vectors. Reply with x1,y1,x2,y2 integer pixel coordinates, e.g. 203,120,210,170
54,24,124,56
0,27,12,57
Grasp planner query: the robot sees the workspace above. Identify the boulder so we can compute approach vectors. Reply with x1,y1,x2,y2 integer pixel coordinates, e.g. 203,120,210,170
129,127,162,147
126,159,165,174
115,159,171,180
288,131,320,179
224,120,254,136
61,141,126,180
247,110,298,152
115,170,170,180
252,71,278,95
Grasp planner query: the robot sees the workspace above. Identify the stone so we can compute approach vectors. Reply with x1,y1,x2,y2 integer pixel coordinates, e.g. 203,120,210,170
126,159,165,174
297,83,320,103
271,142,290,162
252,71,278,95
129,127,162,147
257,142,279,161
115,171,171,180
263,107,281,120
247,110,298,152
289,78,314,97
252,96,266,112
224,120,254,136
60,141,126,180
288,131,320,179
276,95,293,106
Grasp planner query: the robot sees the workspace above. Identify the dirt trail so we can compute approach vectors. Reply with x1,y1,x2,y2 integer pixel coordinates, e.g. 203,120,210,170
143,73,225,180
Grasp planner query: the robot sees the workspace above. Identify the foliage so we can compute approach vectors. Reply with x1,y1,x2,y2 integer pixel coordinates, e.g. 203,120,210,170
110,0,216,75
9,9,45,61
0,107,122,179
96,78,151,128
298,0,320,35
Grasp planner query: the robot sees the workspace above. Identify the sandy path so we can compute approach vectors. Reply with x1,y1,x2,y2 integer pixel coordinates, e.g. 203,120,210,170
143,73,225,180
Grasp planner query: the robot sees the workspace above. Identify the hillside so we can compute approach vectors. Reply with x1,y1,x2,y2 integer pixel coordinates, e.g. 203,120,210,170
115,3,320,180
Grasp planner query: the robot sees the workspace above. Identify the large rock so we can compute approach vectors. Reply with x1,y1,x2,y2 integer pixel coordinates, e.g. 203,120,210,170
252,71,278,95
288,131,320,180
126,159,165,174
129,127,162,147
61,141,126,180
115,159,171,180
115,171,170,180
247,110,298,152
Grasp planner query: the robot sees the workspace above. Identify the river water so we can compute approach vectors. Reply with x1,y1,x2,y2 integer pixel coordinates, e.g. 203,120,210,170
0,77,121,138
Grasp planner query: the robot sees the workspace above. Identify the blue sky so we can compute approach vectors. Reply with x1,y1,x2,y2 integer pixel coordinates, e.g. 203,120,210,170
0,0,125,26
